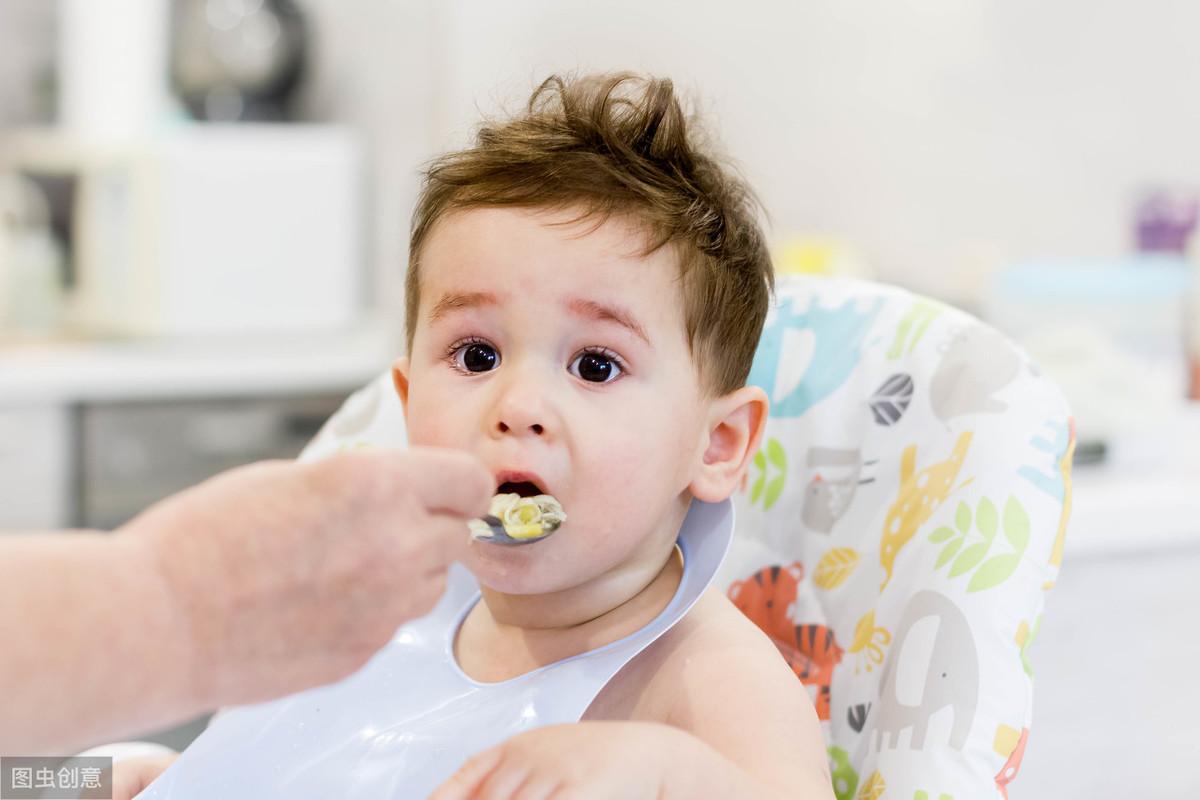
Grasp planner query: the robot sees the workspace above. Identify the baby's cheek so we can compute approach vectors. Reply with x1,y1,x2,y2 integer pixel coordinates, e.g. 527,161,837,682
583,429,643,479
406,404,466,449
585,453,640,502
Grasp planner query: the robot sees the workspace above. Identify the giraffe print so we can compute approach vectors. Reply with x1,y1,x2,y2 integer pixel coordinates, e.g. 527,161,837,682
879,432,974,591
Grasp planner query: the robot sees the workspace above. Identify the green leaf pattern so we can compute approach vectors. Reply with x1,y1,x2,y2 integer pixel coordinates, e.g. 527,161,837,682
928,495,1031,592
749,437,788,511
949,541,989,578
935,537,962,569
976,497,998,539
955,501,971,534
1003,497,1031,551
751,451,767,504
929,526,954,543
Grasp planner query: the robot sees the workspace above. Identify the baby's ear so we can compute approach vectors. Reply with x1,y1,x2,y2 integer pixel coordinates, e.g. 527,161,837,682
689,385,769,503
390,356,411,421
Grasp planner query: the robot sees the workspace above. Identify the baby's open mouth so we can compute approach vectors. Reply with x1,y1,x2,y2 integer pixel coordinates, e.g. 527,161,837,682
468,480,566,545
496,480,544,498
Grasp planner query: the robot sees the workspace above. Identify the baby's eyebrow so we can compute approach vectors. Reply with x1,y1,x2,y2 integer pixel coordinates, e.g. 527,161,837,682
566,298,651,346
428,291,500,323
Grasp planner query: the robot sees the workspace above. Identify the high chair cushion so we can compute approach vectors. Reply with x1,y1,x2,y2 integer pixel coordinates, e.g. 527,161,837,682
300,275,1074,800
714,276,1074,800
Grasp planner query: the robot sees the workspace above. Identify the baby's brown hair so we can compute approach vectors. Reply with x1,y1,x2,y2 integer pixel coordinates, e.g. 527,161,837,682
406,72,773,396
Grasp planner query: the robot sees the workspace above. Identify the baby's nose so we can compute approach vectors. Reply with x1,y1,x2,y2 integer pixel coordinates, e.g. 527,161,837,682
492,370,553,437
495,393,547,435
497,419,545,435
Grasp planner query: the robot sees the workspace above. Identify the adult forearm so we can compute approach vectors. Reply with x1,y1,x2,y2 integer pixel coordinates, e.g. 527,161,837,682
0,450,492,756
0,531,196,755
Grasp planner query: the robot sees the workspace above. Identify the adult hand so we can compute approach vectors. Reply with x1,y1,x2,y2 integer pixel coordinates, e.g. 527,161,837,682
119,447,492,713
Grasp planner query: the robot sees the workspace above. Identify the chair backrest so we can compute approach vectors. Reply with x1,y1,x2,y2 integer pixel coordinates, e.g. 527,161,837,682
301,275,1074,800
716,276,1073,800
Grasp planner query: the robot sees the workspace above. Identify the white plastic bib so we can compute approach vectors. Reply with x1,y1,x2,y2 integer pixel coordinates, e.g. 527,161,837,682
139,498,733,799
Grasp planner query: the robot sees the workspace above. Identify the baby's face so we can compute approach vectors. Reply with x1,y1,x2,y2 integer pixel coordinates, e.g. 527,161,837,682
393,206,712,595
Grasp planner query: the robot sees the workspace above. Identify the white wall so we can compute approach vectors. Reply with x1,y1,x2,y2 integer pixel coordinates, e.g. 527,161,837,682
415,0,1200,303
9,1,1200,308
292,1,440,343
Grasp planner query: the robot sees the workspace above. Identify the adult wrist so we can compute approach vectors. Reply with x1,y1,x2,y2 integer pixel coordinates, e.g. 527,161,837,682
113,527,213,719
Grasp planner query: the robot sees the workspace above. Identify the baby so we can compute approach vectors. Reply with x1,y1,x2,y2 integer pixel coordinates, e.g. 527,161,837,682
118,73,833,799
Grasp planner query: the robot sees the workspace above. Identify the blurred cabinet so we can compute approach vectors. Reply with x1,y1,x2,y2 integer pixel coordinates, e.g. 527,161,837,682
78,394,344,530
0,393,346,532
0,327,393,533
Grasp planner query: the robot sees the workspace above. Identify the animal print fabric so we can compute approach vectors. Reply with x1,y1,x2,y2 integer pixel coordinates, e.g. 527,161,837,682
717,276,1073,800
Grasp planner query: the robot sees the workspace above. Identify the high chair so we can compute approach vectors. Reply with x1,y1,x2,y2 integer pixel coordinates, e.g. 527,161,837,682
276,276,1076,798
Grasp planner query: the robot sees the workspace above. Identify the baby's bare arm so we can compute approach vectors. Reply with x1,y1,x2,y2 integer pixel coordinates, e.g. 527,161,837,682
652,589,835,799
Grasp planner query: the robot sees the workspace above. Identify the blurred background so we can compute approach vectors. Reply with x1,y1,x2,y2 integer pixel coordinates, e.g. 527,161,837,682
1,1,1197,796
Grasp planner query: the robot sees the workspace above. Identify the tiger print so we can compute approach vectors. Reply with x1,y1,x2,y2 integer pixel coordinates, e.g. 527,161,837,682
727,562,844,720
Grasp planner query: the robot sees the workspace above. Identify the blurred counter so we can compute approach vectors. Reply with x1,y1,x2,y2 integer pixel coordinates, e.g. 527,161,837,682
1067,401,1200,558
0,323,396,531
0,322,393,403
1021,402,1200,799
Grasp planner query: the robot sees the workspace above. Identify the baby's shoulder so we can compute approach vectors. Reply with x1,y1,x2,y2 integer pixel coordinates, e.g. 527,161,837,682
582,586,802,723
655,586,802,683
586,589,834,797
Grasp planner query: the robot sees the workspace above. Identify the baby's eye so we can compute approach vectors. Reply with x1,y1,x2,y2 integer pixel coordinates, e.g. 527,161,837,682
450,340,500,373
569,348,624,383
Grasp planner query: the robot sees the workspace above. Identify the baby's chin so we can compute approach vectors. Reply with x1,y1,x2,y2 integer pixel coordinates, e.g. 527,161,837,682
463,535,584,596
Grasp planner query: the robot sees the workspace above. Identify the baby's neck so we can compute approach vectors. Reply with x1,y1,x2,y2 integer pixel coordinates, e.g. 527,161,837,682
488,544,682,629
457,545,684,681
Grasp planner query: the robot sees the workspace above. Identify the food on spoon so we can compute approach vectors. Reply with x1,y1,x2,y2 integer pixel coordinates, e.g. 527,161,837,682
468,493,566,542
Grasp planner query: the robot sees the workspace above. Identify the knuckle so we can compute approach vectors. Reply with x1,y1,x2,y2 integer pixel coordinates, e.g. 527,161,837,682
343,455,385,498
319,451,381,496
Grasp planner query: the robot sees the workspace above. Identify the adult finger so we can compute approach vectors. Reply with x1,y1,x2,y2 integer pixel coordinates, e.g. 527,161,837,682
382,447,493,516
421,513,474,568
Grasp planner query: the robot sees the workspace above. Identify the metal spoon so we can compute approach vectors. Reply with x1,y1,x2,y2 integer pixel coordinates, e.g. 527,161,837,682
469,515,561,546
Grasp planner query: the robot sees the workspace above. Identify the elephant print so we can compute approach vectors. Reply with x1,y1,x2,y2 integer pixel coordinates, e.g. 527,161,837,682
930,325,1021,423
874,590,979,751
